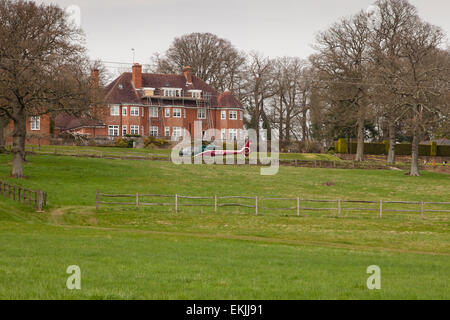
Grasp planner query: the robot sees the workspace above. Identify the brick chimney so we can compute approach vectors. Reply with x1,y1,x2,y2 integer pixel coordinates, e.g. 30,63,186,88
90,69,99,88
183,66,193,85
132,63,142,89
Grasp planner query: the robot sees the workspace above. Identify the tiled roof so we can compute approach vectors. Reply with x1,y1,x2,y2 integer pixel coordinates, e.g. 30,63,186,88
55,113,105,131
103,72,242,109
217,91,241,109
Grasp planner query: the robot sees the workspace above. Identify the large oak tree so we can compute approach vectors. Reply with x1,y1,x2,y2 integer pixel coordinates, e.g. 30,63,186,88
0,0,93,178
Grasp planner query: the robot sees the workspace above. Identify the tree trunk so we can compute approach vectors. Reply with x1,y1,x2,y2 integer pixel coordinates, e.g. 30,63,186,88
11,111,26,178
387,122,396,165
302,108,308,141
0,118,7,153
409,131,420,176
355,116,365,162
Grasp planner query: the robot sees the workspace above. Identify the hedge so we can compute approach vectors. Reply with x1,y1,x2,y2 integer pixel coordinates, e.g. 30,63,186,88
338,141,450,157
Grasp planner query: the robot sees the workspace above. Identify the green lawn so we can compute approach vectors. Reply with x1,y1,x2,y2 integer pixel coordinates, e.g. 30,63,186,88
24,144,342,161
0,154,448,299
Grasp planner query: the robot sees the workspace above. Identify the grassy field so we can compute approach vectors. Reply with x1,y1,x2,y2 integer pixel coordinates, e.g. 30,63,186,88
24,144,342,161
0,153,449,299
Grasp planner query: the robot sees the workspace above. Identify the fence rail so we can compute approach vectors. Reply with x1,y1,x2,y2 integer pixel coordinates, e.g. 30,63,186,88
0,180,47,211
21,146,435,171
95,191,450,219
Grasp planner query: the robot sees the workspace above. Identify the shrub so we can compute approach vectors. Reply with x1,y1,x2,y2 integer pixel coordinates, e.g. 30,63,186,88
335,138,348,153
430,141,437,157
437,145,450,157
114,138,132,148
144,136,170,148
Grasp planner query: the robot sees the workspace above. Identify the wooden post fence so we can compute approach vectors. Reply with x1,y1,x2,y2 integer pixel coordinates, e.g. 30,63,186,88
136,192,139,210
379,200,383,219
93,191,450,220
338,199,341,217
175,194,178,213
214,195,218,214
0,180,46,211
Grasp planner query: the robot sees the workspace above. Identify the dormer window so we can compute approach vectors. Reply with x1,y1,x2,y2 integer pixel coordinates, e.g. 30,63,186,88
189,90,202,99
163,88,181,97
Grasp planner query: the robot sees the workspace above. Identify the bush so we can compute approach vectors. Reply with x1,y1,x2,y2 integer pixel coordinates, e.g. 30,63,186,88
114,138,132,148
144,136,170,148
335,138,348,153
430,142,437,157
437,145,450,157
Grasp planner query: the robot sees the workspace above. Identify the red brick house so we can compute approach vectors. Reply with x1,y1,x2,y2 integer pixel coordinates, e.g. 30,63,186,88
6,115,52,146
95,64,245,141
6,64,245,146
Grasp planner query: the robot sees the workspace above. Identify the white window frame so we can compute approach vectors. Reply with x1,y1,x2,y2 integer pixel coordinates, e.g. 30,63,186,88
229,129,237,140
189,90,202,99
122,107,127,116
130,125,139,135
122,125,127,136
221,110,226,120
172,127,182,138
30,116,40,131
229,111,238,120
221,129,226,140
150,107,158,118
163,88,182,97
108,125,119,137
165,127,170,137
173,108,182,118
197,108,206,119
165,108,171,118
110,105,120,116
130,107,139,116
150,126,158,137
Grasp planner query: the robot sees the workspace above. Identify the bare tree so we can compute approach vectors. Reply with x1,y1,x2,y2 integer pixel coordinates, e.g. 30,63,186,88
267,57,312,147
241,52,277,141
150,32,246,93
370,0,448,175
0,0,92,178
311,11,373,161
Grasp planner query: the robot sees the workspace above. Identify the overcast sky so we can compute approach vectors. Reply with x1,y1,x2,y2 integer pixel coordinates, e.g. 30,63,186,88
35,0,450,70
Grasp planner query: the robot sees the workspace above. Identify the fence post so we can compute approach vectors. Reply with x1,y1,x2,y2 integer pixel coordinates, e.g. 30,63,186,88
297,197,300,217
38,190,44,211
214,195,218,214
175,194,178,213
96,190,99,210
421,201,424,220
338,199,341,217
136,192,139,210
255,196,258,216
379,200,383,219
18,187,21,203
